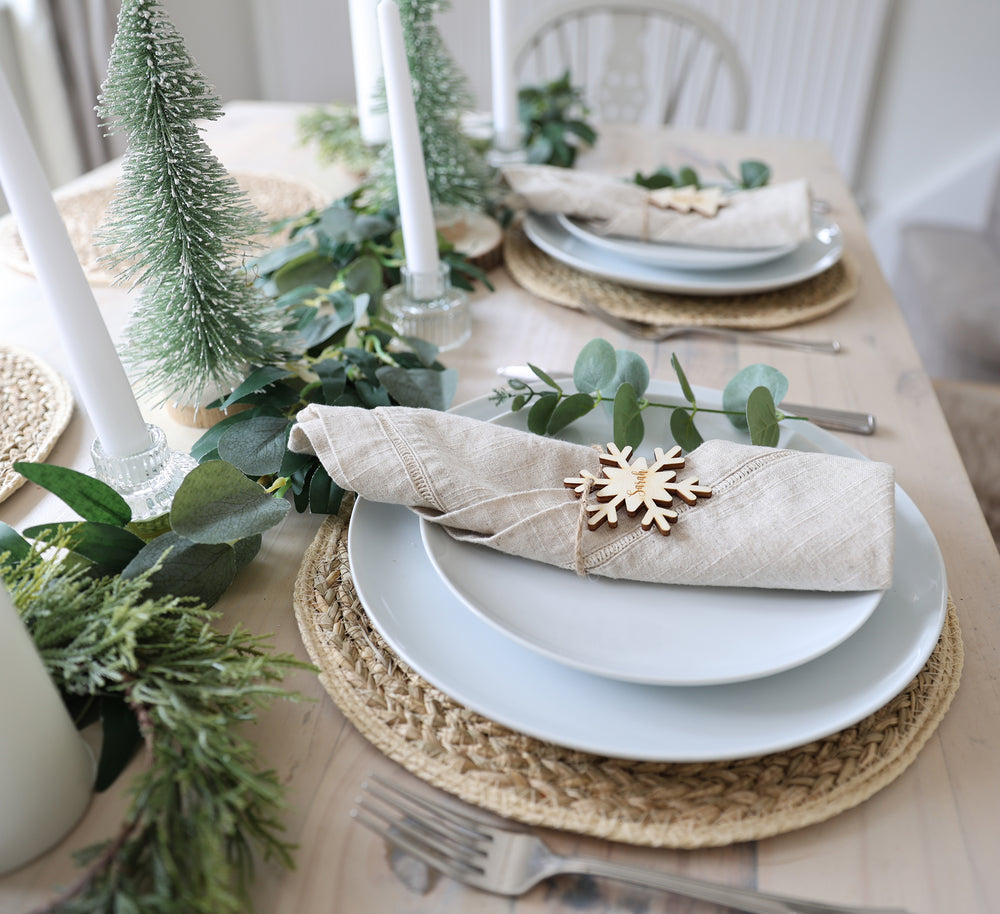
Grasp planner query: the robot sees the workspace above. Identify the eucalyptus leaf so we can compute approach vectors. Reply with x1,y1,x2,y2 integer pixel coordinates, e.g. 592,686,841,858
249,238,313,276
217,416,291,476
13,462,131,526
233,534,262,571
547,392,596,435
670,352,696,406
746,386,781,447
189,409,258,462
0,521,30,567
308,464,344,514
342,254,383,296
355,378,392,409
94,695,142,792
313,358,348,402
529,363,562,391
218,366,294,410
722,364,789,430
122,532,236,606
272,250,341,294
527,393,559,435
572,338,617,393
375,366,458,411
609,349,650,400
22,522,146,571
740,159,771,189
612,383,645,450
678,165,699,187
670,408,704,451
170,461,290,544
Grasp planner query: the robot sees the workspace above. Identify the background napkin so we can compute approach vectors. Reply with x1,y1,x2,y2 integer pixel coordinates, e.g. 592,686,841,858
290,405,895,592
503,164,813,249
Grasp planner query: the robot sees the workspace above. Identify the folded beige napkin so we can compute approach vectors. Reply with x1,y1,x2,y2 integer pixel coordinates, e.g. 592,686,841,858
502,163,813,249
290,405,895,592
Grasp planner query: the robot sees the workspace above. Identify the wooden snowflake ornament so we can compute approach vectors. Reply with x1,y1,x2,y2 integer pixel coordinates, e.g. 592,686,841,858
648,184,729,217
564,443,712,535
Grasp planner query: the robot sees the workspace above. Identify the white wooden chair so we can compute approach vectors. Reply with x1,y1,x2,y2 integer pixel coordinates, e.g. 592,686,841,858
514,0,749,130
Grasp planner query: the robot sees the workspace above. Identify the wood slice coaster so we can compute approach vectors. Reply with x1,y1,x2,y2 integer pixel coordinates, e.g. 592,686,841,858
503,224,859,330
294,498,963,848
0,172,329,286
0,345,74,504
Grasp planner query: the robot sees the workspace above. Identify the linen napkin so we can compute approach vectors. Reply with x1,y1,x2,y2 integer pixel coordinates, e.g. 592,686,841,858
290,405,895,592
502,163,813,250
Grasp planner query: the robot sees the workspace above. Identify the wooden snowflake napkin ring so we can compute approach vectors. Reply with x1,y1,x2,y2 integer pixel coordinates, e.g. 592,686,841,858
564,443,712,536
647,184,729,217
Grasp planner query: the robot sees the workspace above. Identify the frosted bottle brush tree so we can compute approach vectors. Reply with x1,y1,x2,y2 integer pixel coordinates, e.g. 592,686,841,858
98,0,284,408
370,0,492,210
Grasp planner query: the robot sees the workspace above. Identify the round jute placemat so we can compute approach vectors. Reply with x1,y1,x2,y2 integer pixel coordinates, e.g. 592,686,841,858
294,498,963,848
0,171,329,286
503,225,859,330
0,345,74,504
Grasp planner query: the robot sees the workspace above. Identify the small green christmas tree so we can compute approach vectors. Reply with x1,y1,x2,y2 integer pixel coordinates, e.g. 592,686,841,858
98,0,283,407
370,0,492,211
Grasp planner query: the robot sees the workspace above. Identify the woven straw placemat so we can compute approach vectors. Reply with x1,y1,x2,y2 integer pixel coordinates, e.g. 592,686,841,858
0,172,329,285
0,345,74,504
504,225,859,330
294,498,963,848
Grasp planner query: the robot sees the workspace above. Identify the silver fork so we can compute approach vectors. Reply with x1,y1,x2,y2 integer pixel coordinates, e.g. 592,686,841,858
578,295,842,354
352,776,912,914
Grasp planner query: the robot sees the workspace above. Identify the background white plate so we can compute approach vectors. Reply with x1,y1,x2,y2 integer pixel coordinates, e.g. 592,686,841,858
524,211,842,295
556,213,798,271
347,384,947,761
420,390,882,686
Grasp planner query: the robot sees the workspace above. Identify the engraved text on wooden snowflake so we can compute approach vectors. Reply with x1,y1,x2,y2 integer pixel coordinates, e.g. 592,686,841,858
564,443,712,535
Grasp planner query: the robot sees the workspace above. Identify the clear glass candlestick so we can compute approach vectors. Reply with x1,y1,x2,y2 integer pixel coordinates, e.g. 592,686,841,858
487,126,529,167
91,423,197,526
382,262,471,351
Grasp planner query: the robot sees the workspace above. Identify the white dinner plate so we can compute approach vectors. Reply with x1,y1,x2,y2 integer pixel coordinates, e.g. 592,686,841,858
523,211,842,295
348,383,947,761
419,392,882,686
556,213,798,271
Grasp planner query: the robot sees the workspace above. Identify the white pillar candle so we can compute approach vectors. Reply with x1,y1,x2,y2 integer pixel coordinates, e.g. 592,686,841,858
490,0,519,149
349,0,390,146
376,0,440,285
0,65,151,459
0,583,93,874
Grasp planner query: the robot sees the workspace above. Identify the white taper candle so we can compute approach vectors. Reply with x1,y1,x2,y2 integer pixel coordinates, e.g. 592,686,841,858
0,65,151,458
0,583,93,874
376,0,440,283
490,0,519,149
348,0,390,145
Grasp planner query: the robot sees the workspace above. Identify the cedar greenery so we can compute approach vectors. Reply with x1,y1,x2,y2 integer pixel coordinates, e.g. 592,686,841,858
3,542,305,913
97,0,285,407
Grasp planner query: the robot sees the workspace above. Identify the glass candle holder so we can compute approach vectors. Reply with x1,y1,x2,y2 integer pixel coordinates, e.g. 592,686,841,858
91,423,197,527
486,124,529,167
382,262,471,352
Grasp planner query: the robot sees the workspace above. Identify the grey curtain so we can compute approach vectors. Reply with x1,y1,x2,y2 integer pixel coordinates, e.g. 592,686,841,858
47,0,123,170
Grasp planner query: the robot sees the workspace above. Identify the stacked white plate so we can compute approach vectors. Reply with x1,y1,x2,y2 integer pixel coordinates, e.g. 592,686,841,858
522,210,844,295
347,383,947,762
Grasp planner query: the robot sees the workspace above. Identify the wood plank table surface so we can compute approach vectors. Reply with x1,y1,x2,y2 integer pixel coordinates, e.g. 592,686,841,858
2,102,997,913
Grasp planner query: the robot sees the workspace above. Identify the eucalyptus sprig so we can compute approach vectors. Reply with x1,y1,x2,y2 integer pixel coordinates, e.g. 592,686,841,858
633,158,771,191
2,544,306,914
491,338,795,450
518,70,598,167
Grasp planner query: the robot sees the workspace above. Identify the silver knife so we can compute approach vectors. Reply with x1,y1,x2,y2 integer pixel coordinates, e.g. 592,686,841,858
496,366,876,436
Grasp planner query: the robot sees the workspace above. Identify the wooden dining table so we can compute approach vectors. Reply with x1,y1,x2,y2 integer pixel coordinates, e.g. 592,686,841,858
1,102,997,914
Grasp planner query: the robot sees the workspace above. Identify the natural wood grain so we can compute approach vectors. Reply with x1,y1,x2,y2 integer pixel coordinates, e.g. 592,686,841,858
2,104,998,914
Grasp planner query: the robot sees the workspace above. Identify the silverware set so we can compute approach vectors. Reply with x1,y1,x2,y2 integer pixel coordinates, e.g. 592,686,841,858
353,775,913,914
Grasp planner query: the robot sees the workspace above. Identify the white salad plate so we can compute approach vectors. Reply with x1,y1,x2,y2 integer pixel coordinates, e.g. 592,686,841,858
523,211,842,296
555,212,798,271
347,384,947,761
